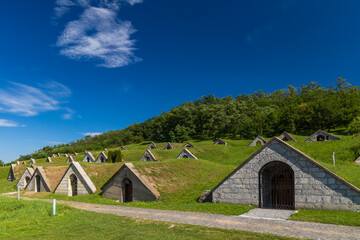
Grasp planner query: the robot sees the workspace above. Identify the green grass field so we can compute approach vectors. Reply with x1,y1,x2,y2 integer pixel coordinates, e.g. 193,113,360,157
288,209,360,227
0,197,295,240
2,133,360,226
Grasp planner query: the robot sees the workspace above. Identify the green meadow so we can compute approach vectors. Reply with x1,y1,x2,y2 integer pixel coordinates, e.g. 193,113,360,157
2,132,360,226
0,197,295,240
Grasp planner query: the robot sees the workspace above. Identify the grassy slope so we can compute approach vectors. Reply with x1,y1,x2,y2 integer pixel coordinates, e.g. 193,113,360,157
0,167,15,194
4,133,360,224
0,197,295,240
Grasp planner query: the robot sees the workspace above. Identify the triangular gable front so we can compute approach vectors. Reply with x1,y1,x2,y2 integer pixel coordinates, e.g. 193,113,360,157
148,142,157,149
163,142,173,150
305,130,341,142
213,139,228,145
51,154,56,158
82,152,95,163
176,149,198,159
120,146,126,150
22,161,26,165
279,131,296,142
101,163,160,202
95,151,108,163
66,156,75,163
7,164,16,182
207,137,360,211
139,150,157,161
24,167,51,192
16,168,34,190
30,158,36,164
355,156,360,165
54,162,96,196
248,136,267,146
183,142,194,148
46,157,52,162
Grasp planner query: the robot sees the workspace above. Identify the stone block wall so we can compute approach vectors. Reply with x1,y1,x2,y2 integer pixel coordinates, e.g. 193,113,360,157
102,167,157,202
54,166,92,196
305,131,340,142
16,170,32,190
212,140,360,211
26,173,50,192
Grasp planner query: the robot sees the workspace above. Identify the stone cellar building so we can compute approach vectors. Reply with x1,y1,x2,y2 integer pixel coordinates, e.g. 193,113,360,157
54,162,96,196
205,137,360,211
101,163,160,203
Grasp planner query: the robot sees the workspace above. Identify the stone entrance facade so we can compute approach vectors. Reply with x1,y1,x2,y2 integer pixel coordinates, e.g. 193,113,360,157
25,167,51,192
101,163,160,202
54,162,96,196
248,136,267,146
16,167,34,190
206,137,360,211
305,130,340,142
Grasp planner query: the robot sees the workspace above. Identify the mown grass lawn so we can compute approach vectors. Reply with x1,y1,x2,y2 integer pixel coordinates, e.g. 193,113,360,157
289,209,360,227
0,197,295,240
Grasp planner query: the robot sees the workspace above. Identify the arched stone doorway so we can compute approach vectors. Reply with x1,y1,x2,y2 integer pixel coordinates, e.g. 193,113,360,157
35,175,41,192
317,135,325,141
70,174,77,196
25,176,30,186
259,161,294,209
123,178,133,202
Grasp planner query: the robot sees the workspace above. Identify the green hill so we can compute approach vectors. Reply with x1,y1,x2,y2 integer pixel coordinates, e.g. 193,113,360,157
14,79,360,162
1,133,358,216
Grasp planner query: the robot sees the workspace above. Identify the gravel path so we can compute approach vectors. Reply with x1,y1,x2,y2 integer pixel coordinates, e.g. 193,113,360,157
10,197,360,240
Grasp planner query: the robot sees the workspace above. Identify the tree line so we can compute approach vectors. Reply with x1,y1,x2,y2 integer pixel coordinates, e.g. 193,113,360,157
16,78,360,162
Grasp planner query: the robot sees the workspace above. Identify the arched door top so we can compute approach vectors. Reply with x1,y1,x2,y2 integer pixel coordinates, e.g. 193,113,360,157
259,161,294,210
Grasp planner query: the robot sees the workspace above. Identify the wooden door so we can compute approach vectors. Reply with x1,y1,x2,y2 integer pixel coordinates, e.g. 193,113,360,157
36,175,41,192
271,171,294,209
124,179,133,202
70,174,77,196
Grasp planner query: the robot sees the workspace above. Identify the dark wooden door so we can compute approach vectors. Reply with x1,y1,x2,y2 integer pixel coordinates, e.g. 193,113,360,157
124,180,133,202
70,174,77,196
271,171,293,209
36,175,41,192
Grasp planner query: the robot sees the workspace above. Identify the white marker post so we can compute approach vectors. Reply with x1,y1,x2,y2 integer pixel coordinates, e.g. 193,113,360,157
17,186,20,200
53,199,56,216
332,152,335,166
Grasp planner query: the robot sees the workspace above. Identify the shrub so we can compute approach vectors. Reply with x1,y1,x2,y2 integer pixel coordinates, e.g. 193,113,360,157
108,150,123,163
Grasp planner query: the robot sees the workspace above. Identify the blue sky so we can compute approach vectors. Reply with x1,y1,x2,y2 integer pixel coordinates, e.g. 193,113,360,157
1,0,360,162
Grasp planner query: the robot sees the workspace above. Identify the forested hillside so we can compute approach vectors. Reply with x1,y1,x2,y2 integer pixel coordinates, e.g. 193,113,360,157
17,78,360,161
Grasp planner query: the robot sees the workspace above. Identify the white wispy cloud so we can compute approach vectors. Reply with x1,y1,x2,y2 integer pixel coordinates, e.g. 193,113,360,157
125,0,143,5
82,132,103,137
0,81,73,117
46,141,65,145
62,107,76,119
55,0,142,68
0,119,25,127
53,0,76,18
